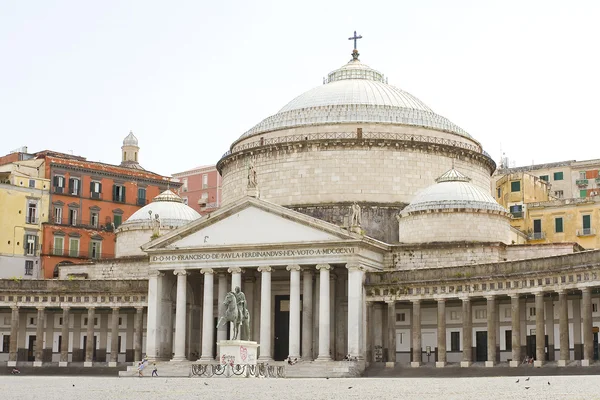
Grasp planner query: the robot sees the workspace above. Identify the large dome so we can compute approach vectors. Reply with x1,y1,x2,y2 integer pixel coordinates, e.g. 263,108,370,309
121,190,201,229
238,56,471,141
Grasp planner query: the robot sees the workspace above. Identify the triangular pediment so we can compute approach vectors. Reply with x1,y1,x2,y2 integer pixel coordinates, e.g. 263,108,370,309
143,197,360,251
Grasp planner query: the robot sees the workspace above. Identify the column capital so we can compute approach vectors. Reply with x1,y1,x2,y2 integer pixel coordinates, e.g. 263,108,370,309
36,306,45,311
286,264,301,272
228,267,243,274
581,287,591,294
436,298,446,304
460,296,471,303
111,307,120,312
346,263,365,272
10,305,19,311
87,306,96,311
200,268,214,275
556,289,567,295
534,291,545,298
412,299,421,305
509,294,520,300
485,295,496,301
316,263,331,271
148,270,165,277
62,306,71,311
257,266,272,273
135,306,144,312
385,300,395,305
173,269,188,276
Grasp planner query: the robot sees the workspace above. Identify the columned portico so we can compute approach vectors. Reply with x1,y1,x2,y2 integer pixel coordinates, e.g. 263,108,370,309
200,268,214,361
316,263,332,361
134,307,144,362
436,299,446,367
34,307,45,367
287,264,301,359
461,298,472,367
302,269,314,360
172,269,188,361
582,287,593,366
84,307,96,366
257,266,272,361
8,306,19,367
485,295,496,367
558,290,570,366
411,299,421,367
534,292,545,367
109,307,119,366
59,307,70,367
347,263,365,360
510,295,521,367
386,300,396,366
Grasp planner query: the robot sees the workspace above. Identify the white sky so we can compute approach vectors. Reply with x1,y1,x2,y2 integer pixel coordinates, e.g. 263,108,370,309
1,0,599,177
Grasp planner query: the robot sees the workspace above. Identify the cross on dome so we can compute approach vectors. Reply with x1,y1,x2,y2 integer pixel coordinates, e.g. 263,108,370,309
348,30,362,50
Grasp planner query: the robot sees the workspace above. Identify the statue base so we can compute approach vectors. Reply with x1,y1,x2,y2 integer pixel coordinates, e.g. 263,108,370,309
246,187,259,198
218,340,259,365
350,225,362,234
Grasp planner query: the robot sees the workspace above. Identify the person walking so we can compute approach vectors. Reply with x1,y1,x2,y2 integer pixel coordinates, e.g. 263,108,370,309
138,361,146,377
152,363,158,377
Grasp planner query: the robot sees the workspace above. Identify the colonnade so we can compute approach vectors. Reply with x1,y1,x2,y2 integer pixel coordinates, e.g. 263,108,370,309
378,287,597,367
148,262,366,362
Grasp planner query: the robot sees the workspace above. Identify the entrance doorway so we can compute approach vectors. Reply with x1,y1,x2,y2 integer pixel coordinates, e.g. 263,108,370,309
82,335,97,361
274,295,290,361
475,331,487,362
594,330,599,360
526,334,549,360
27,335,36,361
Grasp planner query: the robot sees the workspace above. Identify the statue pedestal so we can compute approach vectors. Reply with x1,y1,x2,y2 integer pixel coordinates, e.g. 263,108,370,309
350,225,362,234
218,340,259,365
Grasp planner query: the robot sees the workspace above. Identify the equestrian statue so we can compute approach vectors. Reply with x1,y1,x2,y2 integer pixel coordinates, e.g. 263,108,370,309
216,286,251,341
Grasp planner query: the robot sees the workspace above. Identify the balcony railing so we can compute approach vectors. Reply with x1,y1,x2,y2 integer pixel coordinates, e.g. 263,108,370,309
596,177,600,184
47,247,114,260
510,212,523,219
576,179,589,186
527,232,546,240
136,198,148,206
90,191,102,199
576,228,596,237
48,216,114,231
25,216,39,224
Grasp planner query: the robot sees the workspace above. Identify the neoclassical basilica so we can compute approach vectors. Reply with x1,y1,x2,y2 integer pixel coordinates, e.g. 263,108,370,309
1,42,599,377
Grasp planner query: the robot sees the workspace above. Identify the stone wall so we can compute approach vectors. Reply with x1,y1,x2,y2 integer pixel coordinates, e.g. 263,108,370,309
504,243,578,261
58,256,150,280
0,278,148,293
392,242,505,270
397,211,510,244
220,134,493,208
290,203,405,243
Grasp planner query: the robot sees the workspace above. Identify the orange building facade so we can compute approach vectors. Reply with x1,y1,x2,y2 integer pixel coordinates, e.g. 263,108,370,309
173,165,222,215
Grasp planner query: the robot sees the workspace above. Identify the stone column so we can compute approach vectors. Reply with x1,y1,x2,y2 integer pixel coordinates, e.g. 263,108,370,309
258,266,272,361
172,269,188,361
582,287,593,366
34,307,45,366
545,296,555,361
134,307,144,362
509,295,521,367
347,264,365,360
386,301,396,366
287,264,301,359
534,292,545,366
572,297,582,360
436,299,446,367
216,273,228,344
486,295,497,367
366,302,374,363
7,306,19,367
302,269,313,360
85,307,95,366
59,307,70,367
461,298,472,367
109,307,119,366
200,268,214,361
411,299,421,367
145,270,164,361
558,290,569,366
316,264,332,361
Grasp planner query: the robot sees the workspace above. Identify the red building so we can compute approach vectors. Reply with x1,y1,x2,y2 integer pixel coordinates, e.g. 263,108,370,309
172,165,222,215
2,132,180,278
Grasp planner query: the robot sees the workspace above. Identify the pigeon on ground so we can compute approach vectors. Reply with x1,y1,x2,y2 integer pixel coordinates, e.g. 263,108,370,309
548,382,551,385
525,387,530,390
204,382,208,386
348,387,353,389
515,379,519,383
525,377,530,381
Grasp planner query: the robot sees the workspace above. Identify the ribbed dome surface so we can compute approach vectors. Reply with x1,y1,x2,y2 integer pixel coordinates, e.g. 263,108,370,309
121,190,201,229
123,131,138,146
238,58,471,140
402,169,508,214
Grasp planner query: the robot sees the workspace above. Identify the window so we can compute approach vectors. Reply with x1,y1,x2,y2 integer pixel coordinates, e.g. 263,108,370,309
24,234,37,256
53,175,65,193
555,217,564,233
593,303,598,313
450,311,459,320
113,214,122,228
2,335,10,352
396,313,406,322
68,177,80,196
554,190,564,198
579,171,586,180
113,184,126,202
69,238,79,257
504,307,511,318
90,241,102,259
497,188,501,198
28,179,35,188
90,211,99,228
26,200,38,224
539,175,549,182
553,171,563,181
509,204,523,218
529,307,536,317
90,181,102,199
182,197,188,206
54,206,63,224
510,181,521,192
582,214,591,235
505,330,512,351
450,332,460,352
137,188,146,206
182,178,188,192
53,237,64,255
25,260,33,276
68,208,77,226
202,174,208,188
475,309,487,319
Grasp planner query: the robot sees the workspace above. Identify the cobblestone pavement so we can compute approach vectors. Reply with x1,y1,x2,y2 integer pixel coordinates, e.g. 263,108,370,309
1,375,599,400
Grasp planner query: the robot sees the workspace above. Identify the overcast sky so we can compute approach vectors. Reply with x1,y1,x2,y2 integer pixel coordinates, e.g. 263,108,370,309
1,0,598,177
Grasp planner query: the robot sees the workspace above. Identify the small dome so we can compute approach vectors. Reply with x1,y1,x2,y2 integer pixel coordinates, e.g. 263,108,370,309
123,131,139,146
402,169,508,215
120,190,201,229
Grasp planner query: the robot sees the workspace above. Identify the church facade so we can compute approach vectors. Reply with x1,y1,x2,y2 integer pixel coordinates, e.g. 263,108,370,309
1,42,600,376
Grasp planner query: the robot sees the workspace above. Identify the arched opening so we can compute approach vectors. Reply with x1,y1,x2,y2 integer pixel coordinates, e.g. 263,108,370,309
134,152,137,162
123,151,127,161
53,260,74,278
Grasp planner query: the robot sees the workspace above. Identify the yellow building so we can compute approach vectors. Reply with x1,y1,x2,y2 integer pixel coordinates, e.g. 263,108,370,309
0,159,50,278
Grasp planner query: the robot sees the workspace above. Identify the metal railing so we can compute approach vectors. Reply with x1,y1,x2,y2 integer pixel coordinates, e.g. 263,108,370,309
136,198,148,206
576,179,589,186
527,232,546,240
49,216,114,231
576,228,596,237
47,247,114,260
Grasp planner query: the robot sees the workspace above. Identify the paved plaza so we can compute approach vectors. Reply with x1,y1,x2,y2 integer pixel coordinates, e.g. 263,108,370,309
1,376,599,400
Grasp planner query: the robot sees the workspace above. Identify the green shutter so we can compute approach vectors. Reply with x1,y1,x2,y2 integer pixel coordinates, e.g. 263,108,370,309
112,185,117,201
511,181,521,192
555,218,563,233
583,215,591,230
580,190,588,198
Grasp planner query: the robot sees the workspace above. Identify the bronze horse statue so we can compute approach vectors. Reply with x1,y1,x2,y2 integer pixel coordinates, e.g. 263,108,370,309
216,291,250,340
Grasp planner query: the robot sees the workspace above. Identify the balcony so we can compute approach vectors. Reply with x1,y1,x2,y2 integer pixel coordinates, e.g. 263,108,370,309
47,247,113,260
510,212,523,219
48,216,114,231
596,177,600,184
527,232,546,240
53,186,64,194
136,198,148,206
576,179,589,187
576,228,596,237
25,216,39,224
90,191,101,200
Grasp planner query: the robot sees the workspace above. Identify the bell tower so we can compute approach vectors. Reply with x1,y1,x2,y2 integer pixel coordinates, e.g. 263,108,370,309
121,130,142,169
